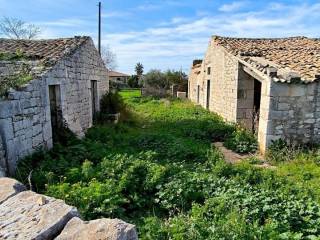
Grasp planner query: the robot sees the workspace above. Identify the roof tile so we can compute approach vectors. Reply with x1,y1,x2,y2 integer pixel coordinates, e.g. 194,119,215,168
213,36,320,83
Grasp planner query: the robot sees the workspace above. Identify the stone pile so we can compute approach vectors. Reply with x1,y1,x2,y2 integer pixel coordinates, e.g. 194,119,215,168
0,177,138,240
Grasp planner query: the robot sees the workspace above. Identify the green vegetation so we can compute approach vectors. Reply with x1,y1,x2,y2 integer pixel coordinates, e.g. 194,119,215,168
143,69,188,91
224,127,258,153
0,49,29,61
0,71,33,97
16,90,320,239
0,52,34,97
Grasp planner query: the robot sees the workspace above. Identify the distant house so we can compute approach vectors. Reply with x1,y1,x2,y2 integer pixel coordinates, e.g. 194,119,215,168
189,36,320,153
0,36,109,175
108,70,130,88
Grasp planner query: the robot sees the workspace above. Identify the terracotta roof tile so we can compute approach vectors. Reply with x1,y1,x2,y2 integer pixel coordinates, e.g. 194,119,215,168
108,71,129,77
0,36,90,66
213,36,320,83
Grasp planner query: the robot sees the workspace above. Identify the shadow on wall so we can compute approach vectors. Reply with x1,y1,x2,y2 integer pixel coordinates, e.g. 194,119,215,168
0,135,6,176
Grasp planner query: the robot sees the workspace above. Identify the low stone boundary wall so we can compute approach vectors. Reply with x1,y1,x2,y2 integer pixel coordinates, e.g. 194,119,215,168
0,177,138,240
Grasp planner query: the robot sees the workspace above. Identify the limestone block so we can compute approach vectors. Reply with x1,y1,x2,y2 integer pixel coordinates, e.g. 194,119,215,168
277,103,290,111
0,102,14,119
56,217,138,240
0,191,79,240
288,85,306,97
32,124,42,137
0,178,26,205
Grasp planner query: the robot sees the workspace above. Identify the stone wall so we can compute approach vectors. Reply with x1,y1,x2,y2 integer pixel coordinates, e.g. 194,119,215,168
0,39,109,175
189,41,238,122
0,177,138,240
259,81,320,151
236,65,256,129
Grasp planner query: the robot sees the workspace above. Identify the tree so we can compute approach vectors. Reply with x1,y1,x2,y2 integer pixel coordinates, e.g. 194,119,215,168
143,69,188,91
0,17,41,39
135,62,144,78
143,69,168,90
165,69,188,86
101,45,118,71
127,75,139,88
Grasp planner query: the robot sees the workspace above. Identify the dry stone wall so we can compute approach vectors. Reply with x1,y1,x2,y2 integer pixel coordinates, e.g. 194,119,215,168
0,177,138,240
189,41,238,122
0,39,109,175
259,81,320,149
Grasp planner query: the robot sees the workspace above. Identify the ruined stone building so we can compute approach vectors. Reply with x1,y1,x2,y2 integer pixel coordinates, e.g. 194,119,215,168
188,36,320,153
108,70,130,89
0,36,109,175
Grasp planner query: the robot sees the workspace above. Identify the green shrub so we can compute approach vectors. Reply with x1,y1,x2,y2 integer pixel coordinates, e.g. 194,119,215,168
100,91,125,114
46,180,126,220
224,128,258,153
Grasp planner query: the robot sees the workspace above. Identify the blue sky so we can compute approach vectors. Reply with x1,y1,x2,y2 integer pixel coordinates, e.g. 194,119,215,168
1,0,319,74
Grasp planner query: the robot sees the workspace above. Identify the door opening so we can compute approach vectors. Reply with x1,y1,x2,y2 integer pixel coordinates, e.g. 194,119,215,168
206,80,211,109
197,85,200,104
49,85,62,142
252,79,262,133
91,80,98,121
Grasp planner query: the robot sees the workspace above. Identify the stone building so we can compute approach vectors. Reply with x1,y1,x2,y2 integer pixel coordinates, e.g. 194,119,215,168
188,36,320,153
0,36,109,175
109,70,130,88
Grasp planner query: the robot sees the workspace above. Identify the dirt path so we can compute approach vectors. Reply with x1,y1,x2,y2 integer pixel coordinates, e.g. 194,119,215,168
213,142,276,169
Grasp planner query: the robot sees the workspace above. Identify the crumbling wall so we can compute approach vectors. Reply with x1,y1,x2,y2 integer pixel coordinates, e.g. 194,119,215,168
0,78,51,175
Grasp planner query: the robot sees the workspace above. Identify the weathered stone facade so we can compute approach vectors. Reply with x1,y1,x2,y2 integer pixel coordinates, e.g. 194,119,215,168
189,44,238,121
0,37,109,175
189,36,320,153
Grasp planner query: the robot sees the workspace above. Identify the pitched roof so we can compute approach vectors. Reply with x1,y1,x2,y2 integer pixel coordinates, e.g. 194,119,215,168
213,36,320,83
108,71,129,77
0,36,90,66
0,36,91,97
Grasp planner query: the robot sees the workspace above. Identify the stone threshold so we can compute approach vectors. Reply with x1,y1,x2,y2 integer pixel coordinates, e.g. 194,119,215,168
213,142,276,169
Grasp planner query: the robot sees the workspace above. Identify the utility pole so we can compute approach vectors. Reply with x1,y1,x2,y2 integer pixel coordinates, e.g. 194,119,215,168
98,1,101,55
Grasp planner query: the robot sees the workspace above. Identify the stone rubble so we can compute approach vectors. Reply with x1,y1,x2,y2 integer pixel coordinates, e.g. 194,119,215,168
0,177,138,240
56,217,138,240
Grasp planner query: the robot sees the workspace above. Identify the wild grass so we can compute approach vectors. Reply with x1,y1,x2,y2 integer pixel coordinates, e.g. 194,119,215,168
16,90,320,239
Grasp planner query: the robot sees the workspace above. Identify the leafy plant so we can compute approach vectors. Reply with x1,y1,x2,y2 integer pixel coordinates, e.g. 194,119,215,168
224,128,258,153
16,90,320,239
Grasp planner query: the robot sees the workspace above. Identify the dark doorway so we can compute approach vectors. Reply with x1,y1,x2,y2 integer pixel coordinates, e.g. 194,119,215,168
206,80,211,109
49,85,62,142
91,80,98,121
197,85,200,103
252,79,262,133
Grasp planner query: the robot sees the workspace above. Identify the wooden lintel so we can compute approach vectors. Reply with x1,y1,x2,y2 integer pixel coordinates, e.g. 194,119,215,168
243,65,266,82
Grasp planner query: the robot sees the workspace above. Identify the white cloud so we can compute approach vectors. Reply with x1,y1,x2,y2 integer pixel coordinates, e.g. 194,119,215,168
102,11,131,18
136,3,161,11
219,1,247,12
100,2,320,74
36,18,89,27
